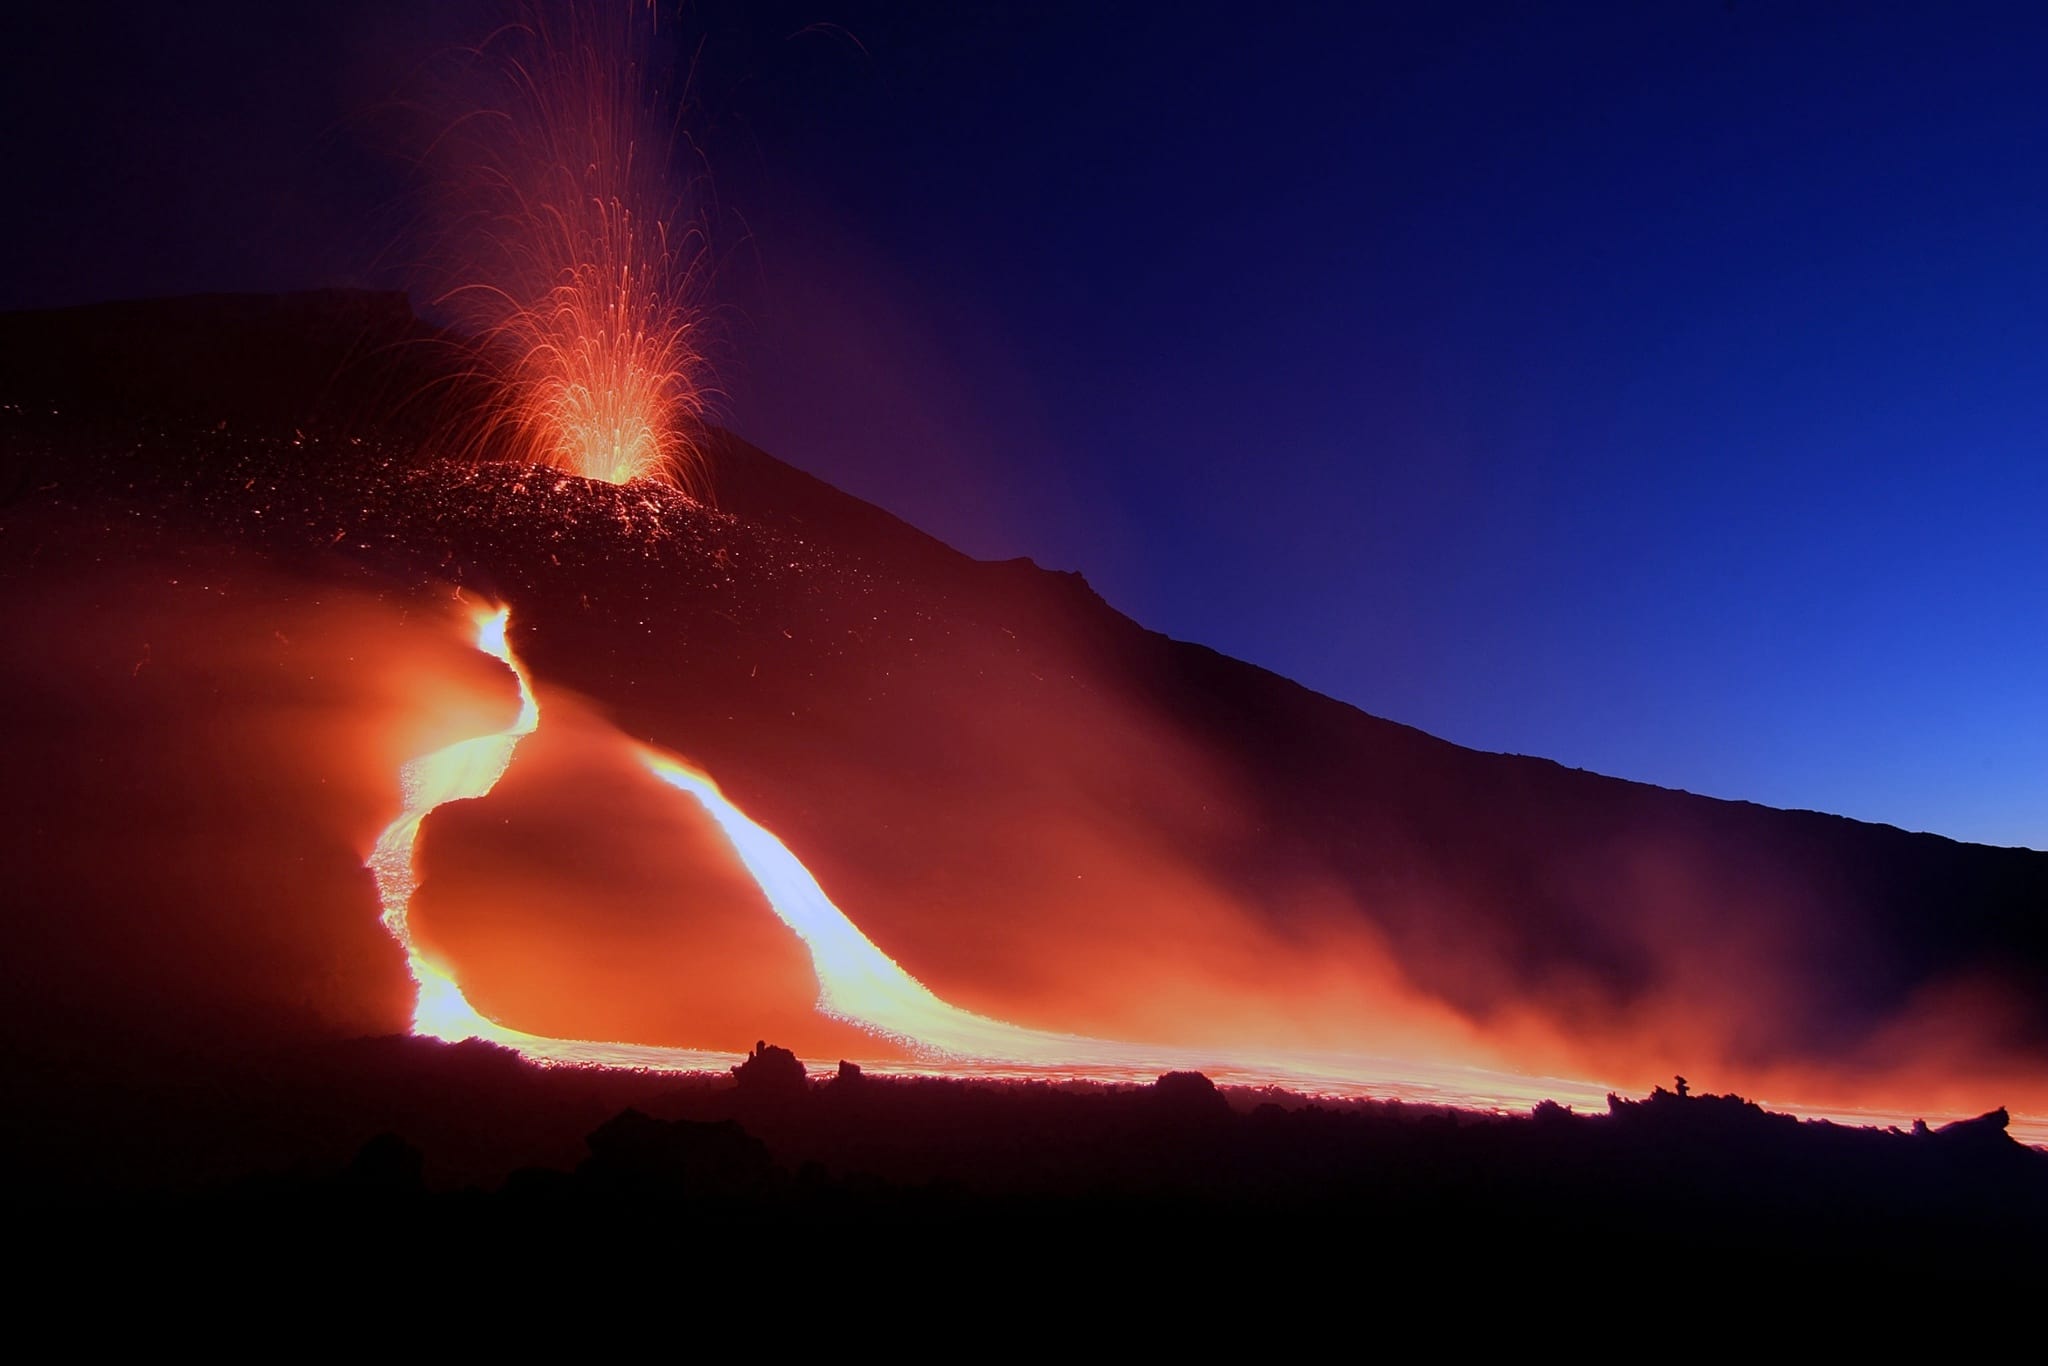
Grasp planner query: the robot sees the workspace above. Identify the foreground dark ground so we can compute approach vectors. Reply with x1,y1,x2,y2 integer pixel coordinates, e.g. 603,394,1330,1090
10,1034,2043,1285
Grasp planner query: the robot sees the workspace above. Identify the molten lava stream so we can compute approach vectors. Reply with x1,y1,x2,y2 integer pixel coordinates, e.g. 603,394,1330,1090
366,607,726,1069
366,605,1603,1104
370,607,2040,1141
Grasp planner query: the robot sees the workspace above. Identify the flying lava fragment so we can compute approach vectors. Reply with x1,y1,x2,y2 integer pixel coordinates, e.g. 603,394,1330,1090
434,0,712,491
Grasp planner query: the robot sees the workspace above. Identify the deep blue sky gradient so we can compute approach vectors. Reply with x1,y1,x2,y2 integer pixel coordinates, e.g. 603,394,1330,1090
5,2,2042,847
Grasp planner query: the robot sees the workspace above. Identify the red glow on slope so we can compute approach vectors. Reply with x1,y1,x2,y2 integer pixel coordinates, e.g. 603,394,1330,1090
365,605,2048,1143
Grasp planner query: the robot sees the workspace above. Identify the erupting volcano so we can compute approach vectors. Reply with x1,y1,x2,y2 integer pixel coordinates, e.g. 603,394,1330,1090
6,0,2048,1286
430,0,712,490
2,286,2043,1143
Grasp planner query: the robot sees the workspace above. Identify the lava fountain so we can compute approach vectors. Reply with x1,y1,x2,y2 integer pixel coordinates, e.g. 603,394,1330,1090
434,0,712,491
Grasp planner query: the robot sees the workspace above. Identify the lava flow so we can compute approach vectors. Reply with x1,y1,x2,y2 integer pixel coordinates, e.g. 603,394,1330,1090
365,604,1629,1112
369,601,1094,1065
368,605,723,1069
368,604,2047,1140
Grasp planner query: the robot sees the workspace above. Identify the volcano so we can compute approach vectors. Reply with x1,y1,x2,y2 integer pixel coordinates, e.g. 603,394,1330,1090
2,290,2045,1153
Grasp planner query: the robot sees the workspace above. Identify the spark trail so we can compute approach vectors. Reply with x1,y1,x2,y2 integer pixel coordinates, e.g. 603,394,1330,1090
434,0,712,490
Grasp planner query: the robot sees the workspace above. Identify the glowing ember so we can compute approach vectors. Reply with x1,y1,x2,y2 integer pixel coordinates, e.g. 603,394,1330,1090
438,0,712,490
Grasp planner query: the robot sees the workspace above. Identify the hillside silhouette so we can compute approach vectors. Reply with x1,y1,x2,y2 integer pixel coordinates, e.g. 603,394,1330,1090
3,290,2041,1109
1,291,2045,1263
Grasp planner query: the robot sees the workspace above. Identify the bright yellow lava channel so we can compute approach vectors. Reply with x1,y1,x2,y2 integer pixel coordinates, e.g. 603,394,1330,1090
364,605,2026,1140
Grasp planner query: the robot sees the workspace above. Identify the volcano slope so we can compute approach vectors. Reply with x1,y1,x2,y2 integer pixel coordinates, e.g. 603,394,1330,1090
1,291,2045,1145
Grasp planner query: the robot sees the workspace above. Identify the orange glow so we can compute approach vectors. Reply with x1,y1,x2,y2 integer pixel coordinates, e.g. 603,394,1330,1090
367,602,731,1068
365,604,2048,1144
436,1,711,490
368,605,532,1037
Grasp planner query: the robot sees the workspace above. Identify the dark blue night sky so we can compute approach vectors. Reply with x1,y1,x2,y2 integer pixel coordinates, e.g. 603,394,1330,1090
7,2,2043,847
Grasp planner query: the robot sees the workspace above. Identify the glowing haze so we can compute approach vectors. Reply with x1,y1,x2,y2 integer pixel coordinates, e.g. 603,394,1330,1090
370,605,1591,1102
434,1,711,490
367,604,2047,1140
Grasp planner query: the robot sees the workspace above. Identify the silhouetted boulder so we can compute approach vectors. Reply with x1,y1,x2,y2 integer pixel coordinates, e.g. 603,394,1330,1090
834,1060,865,1087
1148,1071,1231,1122
1606,1083,1796,1139
347,1132,424,1198
733,1040,809,1101
1934,1108,2012,1147
580,1108,776,1199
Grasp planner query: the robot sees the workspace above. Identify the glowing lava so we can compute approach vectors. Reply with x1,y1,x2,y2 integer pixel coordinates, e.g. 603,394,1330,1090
438,0,711,490
369,606,537,1040
369,601,1084,1063
366,604,1612,1105
368,605,2043,1141
368,605,725,1067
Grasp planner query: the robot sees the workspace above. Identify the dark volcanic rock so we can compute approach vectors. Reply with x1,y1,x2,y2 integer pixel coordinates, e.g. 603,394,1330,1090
346,1132,425,1197
1149,1071,1231,1122
579,1108,775,1199
329,1077,2048,1280
1936,1108,2014,1148
733,1041,809,1102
